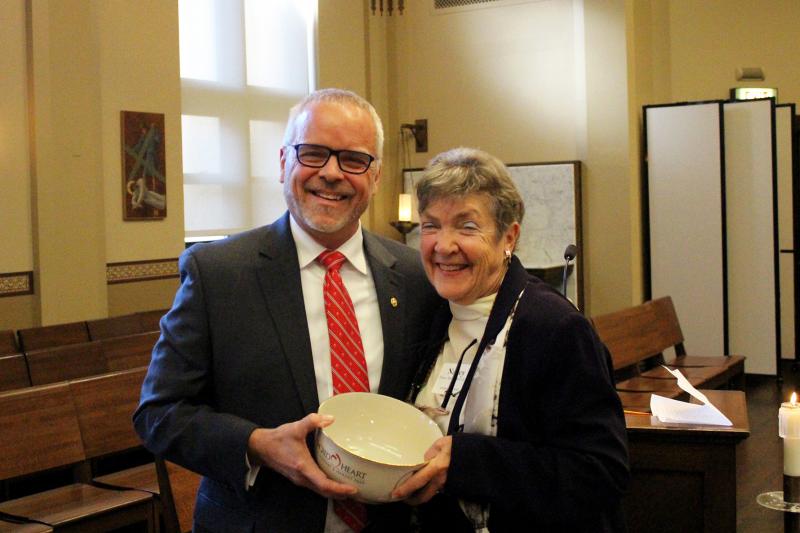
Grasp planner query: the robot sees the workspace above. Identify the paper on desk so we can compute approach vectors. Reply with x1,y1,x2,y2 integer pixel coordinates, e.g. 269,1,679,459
649,367,733,426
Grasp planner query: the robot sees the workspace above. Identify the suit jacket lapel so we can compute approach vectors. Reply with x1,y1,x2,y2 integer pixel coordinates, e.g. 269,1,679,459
363,232,407,398
256,213,320,414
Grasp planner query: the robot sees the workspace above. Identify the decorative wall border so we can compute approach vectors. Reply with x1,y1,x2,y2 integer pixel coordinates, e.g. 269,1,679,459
107,258,179,284
0,271,34,297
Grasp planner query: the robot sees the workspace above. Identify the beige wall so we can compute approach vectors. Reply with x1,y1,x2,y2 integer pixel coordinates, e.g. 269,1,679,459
0,0,34,276
385,0,635,314
3,0,800,330
108,277,180,316
0,0,184,330
96,0,185,263
660,0,800,105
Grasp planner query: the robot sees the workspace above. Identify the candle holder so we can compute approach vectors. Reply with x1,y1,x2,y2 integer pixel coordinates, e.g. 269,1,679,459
389,221,419,243
758,394,800,532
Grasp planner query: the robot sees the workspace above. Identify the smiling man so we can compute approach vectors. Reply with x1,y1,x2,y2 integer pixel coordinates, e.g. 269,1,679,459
134,89,441,533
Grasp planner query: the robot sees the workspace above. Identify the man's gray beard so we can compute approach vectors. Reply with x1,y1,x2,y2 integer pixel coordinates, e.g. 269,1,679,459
283,190,361,235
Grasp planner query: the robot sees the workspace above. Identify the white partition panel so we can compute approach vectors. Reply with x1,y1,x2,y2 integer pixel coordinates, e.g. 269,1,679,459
723,99,778,374
777,104,796,359
646,103,725,355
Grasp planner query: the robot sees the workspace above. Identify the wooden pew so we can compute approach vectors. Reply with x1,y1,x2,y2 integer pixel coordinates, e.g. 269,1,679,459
591,297,744,396
0,354,31,392
69,367,148,464
100,331,159,371
137,309,167,333
647,296,745,388
25,341,107,386
86,313,143,341
591,303,685,397
84,368,202,533
0,382,154,531
0,520,52,532
0,330,18,356
156,459,202,533
16,322,89,352
100,331,159,372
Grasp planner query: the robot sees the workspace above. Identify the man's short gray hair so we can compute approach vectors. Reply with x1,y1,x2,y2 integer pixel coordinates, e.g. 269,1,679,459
416,147,525,238
282,88,384,160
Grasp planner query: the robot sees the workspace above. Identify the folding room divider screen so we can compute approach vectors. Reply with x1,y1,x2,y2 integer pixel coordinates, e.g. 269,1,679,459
644,98,793,376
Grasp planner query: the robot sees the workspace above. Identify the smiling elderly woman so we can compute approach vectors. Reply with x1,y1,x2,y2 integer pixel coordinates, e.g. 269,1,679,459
392,147,629,532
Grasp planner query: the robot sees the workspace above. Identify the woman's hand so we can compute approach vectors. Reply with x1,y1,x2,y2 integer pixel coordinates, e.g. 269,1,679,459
391,436,452,505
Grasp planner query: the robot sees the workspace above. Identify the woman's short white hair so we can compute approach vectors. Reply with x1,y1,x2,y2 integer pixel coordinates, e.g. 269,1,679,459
416,147,525,238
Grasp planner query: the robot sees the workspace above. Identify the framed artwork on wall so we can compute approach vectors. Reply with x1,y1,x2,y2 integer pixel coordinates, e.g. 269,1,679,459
121,110,166,220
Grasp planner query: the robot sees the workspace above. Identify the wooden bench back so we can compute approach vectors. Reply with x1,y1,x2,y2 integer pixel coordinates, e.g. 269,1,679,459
69,367,147,459
137,309,167,333
0,354,31,391
87,313,144,341
647,296,687,356
0,329,19,356
26,341,108,386
591,302,664,371
17,321,89,352
101,331,158,372
0,382,85,480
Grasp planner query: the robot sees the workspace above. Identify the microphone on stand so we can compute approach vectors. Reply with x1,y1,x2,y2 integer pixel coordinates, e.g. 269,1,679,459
562,244,578,297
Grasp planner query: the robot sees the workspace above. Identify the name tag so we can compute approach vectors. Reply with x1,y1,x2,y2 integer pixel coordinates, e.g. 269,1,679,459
432,362,469,397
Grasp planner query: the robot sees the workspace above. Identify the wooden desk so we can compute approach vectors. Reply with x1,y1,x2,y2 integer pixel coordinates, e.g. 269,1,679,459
622,390,750,533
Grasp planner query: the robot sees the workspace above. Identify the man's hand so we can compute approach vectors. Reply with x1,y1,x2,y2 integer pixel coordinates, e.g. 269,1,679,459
391,436,452,505
247,413,358,499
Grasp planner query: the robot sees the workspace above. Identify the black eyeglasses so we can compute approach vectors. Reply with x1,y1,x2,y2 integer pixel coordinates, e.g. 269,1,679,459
289,143,376,175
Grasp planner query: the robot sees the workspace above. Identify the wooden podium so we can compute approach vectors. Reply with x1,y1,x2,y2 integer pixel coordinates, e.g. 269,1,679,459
623,390,750,533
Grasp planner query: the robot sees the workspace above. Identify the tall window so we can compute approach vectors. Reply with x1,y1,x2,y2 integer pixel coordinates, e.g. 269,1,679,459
179,0,316,239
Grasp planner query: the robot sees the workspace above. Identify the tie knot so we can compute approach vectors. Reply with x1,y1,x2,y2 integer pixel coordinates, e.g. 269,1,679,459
318,250,346,271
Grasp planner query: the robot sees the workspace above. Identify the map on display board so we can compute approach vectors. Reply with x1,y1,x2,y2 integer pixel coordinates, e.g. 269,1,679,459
403,161,582,308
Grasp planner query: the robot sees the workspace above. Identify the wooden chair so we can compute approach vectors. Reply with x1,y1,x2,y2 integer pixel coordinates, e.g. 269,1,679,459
0,354,31,392
25,341,107,386
101,331,159,371
0,330,19,356
86,313,143,341
0,382,154,531
137,309,167,332
155,459,202,533
16,322,89,352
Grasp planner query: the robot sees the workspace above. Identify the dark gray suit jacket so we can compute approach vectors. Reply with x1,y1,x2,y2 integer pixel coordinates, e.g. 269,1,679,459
134,212,440,532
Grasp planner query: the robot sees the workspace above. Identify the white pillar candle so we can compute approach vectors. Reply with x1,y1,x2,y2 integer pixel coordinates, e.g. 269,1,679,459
780,393,800,476
398,194,412,222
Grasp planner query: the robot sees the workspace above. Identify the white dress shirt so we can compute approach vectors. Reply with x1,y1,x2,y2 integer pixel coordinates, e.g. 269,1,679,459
413,293,495,434
248,216,385,533
290,216,385,401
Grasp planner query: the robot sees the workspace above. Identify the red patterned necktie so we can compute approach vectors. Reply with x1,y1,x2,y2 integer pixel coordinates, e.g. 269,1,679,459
318,250,369,532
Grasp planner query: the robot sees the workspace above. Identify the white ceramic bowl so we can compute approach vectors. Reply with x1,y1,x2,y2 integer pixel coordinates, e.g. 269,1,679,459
315,392,443,503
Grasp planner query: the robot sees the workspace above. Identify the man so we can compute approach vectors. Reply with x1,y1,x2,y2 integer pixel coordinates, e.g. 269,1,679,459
134,89,440,532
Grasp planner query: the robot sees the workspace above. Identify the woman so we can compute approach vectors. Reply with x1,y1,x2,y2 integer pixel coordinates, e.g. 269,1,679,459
392,147,629,532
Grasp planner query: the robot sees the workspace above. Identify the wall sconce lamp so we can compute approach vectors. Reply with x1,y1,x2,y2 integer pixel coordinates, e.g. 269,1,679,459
400,120,428,152
389,193,418,243
371,0,404,15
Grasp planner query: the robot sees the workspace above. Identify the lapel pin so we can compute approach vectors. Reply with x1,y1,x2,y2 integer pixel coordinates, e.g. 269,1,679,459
390,297,398,308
